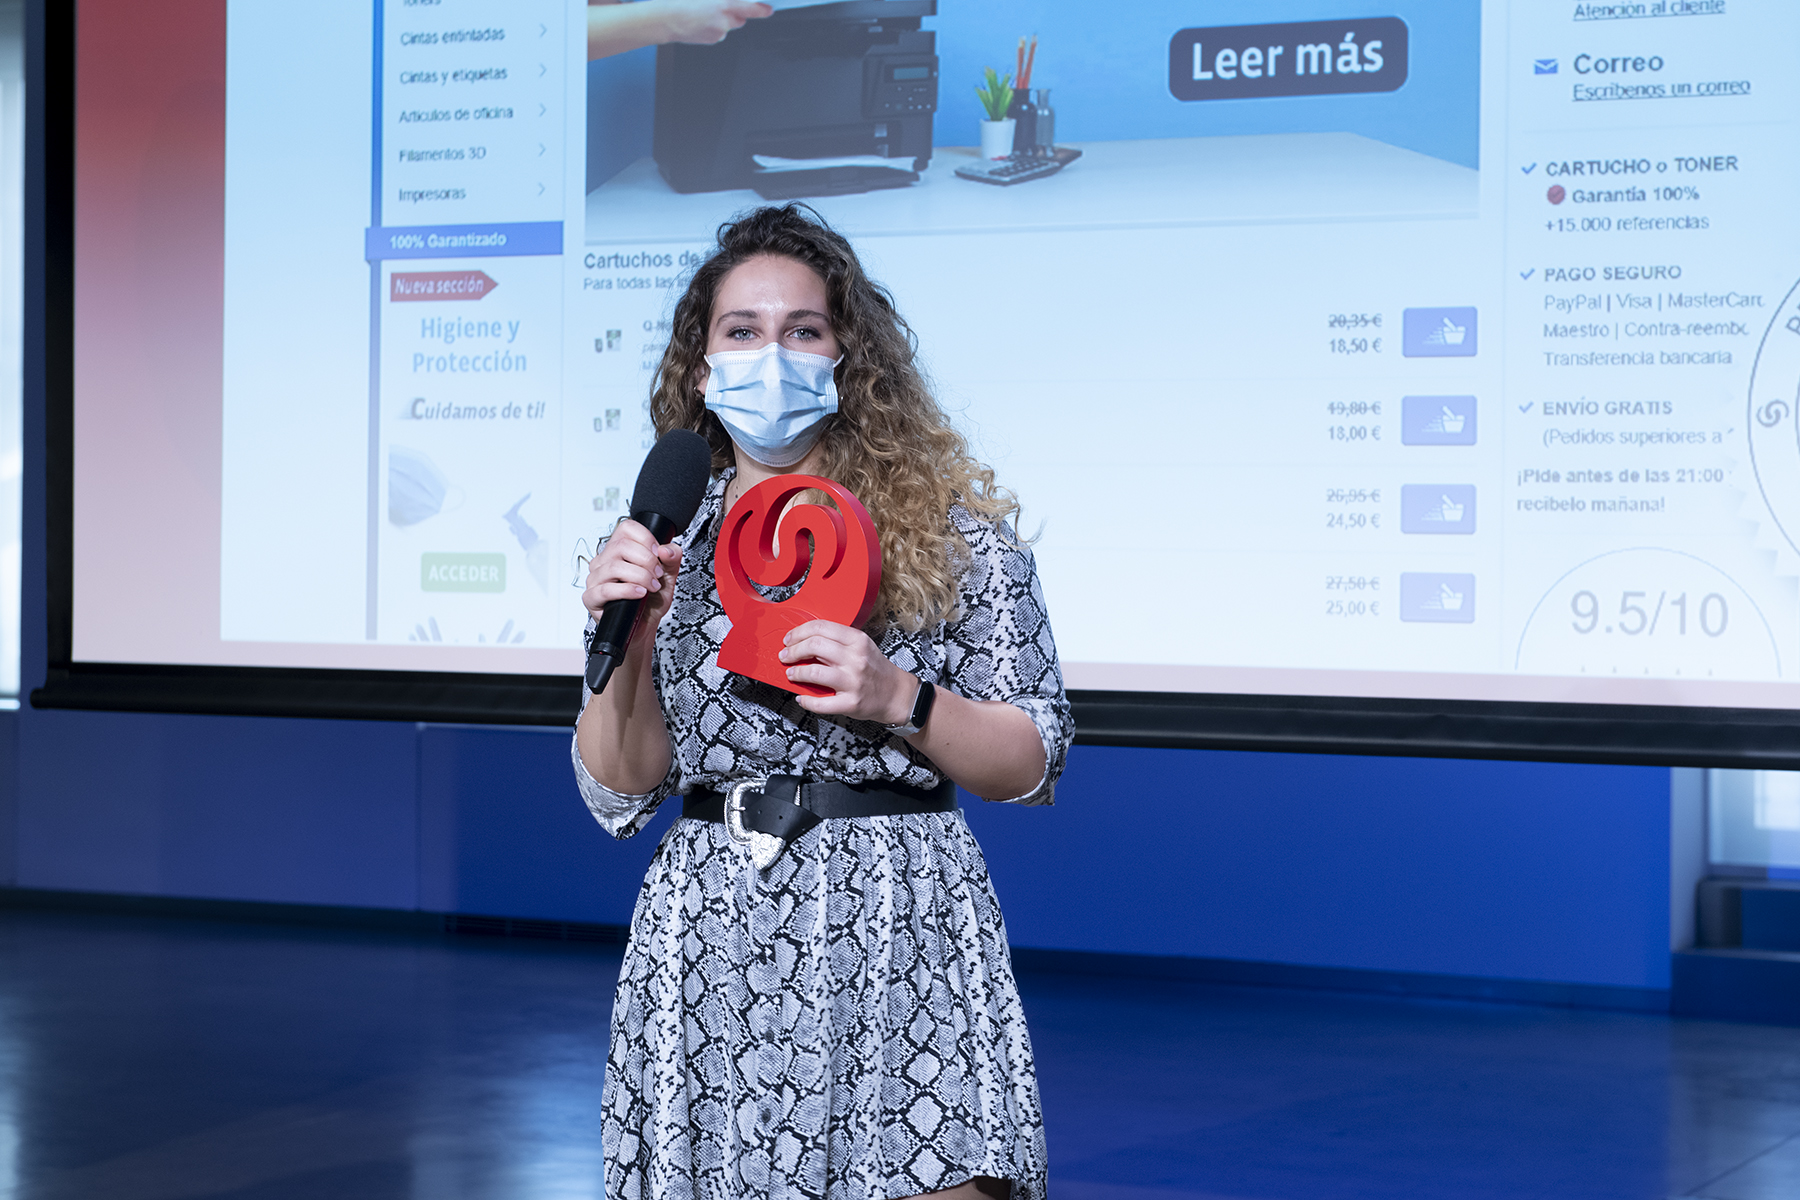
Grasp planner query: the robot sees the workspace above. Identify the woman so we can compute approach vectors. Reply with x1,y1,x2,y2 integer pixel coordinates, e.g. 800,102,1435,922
574,204,1072,1200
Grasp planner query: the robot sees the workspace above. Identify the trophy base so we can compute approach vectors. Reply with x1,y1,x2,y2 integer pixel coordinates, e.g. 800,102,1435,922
716,609,835,698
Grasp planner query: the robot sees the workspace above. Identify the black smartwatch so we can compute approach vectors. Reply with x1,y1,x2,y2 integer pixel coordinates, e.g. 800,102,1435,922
885,679,936,736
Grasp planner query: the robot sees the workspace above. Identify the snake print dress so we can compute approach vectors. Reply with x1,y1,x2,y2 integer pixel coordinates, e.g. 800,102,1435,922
573,472,1073,1200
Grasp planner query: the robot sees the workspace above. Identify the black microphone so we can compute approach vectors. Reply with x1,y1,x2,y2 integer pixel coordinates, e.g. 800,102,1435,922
584,429,712,694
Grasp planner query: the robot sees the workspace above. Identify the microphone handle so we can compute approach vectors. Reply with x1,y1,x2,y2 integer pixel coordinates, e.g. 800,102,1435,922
583,510,681,695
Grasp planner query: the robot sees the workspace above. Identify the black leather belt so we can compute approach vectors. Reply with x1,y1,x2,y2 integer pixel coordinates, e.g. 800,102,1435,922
684,774,957,868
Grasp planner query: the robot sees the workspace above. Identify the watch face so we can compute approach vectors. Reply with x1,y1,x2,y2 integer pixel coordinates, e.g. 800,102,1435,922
911,680,936,728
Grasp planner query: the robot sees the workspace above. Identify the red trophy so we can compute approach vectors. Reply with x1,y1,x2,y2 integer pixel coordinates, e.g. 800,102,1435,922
714,475,882,696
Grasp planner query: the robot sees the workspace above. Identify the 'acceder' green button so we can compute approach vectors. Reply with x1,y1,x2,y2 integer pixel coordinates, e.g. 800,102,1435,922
421,552,506,593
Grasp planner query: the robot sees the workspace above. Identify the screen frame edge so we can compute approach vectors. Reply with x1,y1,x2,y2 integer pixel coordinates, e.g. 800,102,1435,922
31,0,1800,765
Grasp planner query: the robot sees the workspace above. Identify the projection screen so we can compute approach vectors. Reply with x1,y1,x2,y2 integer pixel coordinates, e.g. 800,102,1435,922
34,0,1800,763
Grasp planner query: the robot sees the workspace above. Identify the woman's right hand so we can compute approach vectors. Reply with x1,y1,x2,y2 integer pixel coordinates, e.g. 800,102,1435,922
583,520,684,637
577,518,681,793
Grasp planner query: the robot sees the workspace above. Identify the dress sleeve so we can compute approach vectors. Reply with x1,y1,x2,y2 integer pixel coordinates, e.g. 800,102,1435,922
570,615,677,839
942,512,1075,805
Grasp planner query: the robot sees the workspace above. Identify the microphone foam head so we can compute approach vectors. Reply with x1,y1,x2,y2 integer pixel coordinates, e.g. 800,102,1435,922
630,429,713,531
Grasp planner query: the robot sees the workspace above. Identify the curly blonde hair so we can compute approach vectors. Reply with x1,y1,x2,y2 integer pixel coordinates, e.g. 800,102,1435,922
650,204,1019,632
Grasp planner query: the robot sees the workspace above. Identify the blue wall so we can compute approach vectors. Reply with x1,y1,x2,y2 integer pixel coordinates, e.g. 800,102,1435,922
967,747,1670,989
0,705,1675,993
587,47,656,194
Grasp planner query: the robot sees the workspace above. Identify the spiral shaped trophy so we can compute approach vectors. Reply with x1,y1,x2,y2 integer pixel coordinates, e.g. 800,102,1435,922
713,475,882,696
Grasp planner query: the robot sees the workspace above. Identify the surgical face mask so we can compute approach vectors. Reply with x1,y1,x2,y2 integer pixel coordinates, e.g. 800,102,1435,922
702,342,841,469
389,444,449,526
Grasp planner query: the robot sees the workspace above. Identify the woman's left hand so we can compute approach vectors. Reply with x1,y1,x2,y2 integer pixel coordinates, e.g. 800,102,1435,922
779,620,915,724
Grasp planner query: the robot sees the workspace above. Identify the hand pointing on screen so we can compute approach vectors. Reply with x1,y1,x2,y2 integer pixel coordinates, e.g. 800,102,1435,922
587,0,773,60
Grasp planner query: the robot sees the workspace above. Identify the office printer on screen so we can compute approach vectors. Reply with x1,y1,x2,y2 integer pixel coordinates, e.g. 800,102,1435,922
653,1,938,198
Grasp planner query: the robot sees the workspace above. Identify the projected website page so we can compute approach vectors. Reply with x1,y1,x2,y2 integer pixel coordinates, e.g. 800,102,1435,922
127,0,1800,707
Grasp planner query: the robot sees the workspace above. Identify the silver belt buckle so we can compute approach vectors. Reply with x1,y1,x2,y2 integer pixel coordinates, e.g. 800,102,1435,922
725,776,787,870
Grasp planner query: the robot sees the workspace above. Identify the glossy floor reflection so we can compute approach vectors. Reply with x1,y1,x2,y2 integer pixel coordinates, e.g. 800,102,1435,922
1,909,1797,1200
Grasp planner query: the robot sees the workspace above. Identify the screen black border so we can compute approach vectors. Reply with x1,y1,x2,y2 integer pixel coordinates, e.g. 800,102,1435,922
26,0,1800,767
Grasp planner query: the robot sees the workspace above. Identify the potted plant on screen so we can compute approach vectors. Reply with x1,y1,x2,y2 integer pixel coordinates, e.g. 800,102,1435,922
976,67,1015,159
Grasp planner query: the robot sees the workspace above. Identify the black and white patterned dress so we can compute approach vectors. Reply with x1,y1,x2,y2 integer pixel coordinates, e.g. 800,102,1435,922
574,472,1073,1200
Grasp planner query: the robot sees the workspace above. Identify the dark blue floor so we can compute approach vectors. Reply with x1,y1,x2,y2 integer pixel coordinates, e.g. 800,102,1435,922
1,909,1797,1200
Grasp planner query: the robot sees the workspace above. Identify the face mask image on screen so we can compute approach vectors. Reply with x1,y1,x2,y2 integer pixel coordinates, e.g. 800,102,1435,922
54,0,1800,755
387,445,457,528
